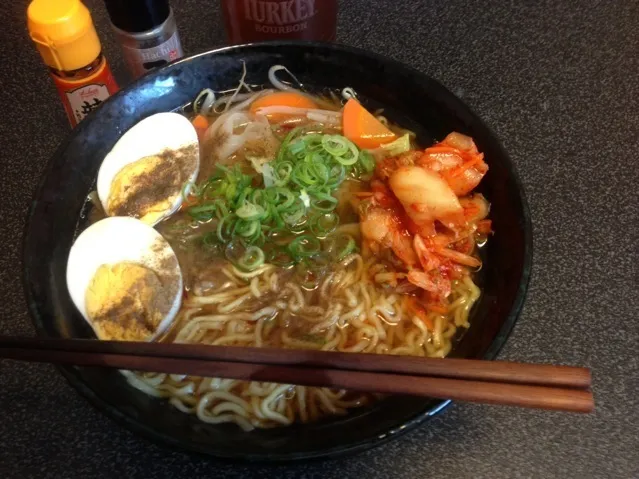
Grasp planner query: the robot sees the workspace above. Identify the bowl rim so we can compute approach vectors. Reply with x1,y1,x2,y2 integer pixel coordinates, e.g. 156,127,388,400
22,40,533,462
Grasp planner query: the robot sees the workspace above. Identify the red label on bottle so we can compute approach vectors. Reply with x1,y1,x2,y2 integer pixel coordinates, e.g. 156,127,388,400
222,0,337,43
52,61,119,127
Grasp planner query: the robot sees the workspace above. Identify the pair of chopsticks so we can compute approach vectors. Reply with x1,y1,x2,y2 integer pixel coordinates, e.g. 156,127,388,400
0,336,594,413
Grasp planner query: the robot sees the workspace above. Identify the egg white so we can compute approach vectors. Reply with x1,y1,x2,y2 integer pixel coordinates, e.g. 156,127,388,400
96,112,200,226
66,216,183,340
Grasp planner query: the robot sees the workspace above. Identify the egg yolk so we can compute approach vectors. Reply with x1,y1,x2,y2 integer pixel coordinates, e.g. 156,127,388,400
85,262,170,341
106,144,198,224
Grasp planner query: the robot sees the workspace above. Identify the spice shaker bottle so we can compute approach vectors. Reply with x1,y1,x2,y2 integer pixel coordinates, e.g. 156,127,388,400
104,0,184,79
27,0,119,127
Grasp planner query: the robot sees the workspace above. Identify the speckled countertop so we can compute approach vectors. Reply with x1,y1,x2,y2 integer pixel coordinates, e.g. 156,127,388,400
0,0,637,477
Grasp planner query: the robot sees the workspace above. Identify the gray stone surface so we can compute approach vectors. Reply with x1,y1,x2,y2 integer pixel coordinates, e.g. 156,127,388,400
0,0,637,477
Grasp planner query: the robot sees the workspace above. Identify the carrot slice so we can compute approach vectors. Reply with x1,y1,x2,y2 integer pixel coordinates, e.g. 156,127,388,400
423,146,463,155
249,91,318,121
446,153,486,177
342,99,397,149
192,114,209,140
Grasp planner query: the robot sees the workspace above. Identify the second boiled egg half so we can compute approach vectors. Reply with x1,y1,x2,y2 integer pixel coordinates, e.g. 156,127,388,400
97,112,200,226
66,216,183,342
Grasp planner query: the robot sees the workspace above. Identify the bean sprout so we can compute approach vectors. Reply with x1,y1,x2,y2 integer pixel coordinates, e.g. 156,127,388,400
194,88,216,115
268,65,303,91
223,61,249,113
341,87,357,100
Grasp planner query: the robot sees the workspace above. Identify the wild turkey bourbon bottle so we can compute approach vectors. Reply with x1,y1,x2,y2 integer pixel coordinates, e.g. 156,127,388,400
221,0,337,43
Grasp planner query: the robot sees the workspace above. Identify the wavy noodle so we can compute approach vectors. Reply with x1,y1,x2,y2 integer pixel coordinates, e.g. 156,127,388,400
114,84,490,429
124,254,480,429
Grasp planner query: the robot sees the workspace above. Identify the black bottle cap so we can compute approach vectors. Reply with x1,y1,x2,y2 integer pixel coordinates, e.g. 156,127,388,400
104,0,171,34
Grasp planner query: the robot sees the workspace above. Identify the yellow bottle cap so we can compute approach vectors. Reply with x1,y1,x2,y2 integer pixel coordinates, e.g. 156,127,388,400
27,0,102,72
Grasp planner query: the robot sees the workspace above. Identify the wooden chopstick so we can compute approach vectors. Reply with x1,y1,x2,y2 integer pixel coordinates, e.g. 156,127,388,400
0,336,591,387
0,336,594,413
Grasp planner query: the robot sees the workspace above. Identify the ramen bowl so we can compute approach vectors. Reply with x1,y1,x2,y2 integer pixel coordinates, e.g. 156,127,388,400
23,42,532,461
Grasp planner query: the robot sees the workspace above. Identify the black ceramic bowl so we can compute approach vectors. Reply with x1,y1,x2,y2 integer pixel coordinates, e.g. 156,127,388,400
23,42,532,461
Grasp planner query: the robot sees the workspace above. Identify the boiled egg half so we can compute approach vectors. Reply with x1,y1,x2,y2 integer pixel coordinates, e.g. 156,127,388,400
66,216,183,342
97,112,200,226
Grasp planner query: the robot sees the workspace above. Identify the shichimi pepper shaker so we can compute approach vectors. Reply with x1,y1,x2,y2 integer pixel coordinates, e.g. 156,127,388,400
27,0,119,127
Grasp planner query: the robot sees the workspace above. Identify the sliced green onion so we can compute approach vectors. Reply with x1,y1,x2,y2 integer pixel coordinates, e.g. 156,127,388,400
299,189,311,208
288,138,306,156
310,191,338,212
181,181,198,201
188,199,228,221
274,162,293,185
302,134,323,150
288,217,309,234
321,135,349,156
233,187,251,209
277,127,304,162
252,228,266,247
199,177,223,199
288,235,321,259
187,203,217,221
309,158,329,184
324,233,357,260
237,246,265,271
250,189,265,207
281,197,306,225
334,141,359,166
214,200,230,219
326,164,346,188
292,162,318,188
269,207,285,229
185,128,367,267
267,187,295,211
224,182,237,203
234,219,260,240
268,228,296,246
310,212,339,236
235,202,266,221
269,246,295,267
216,214,235,243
